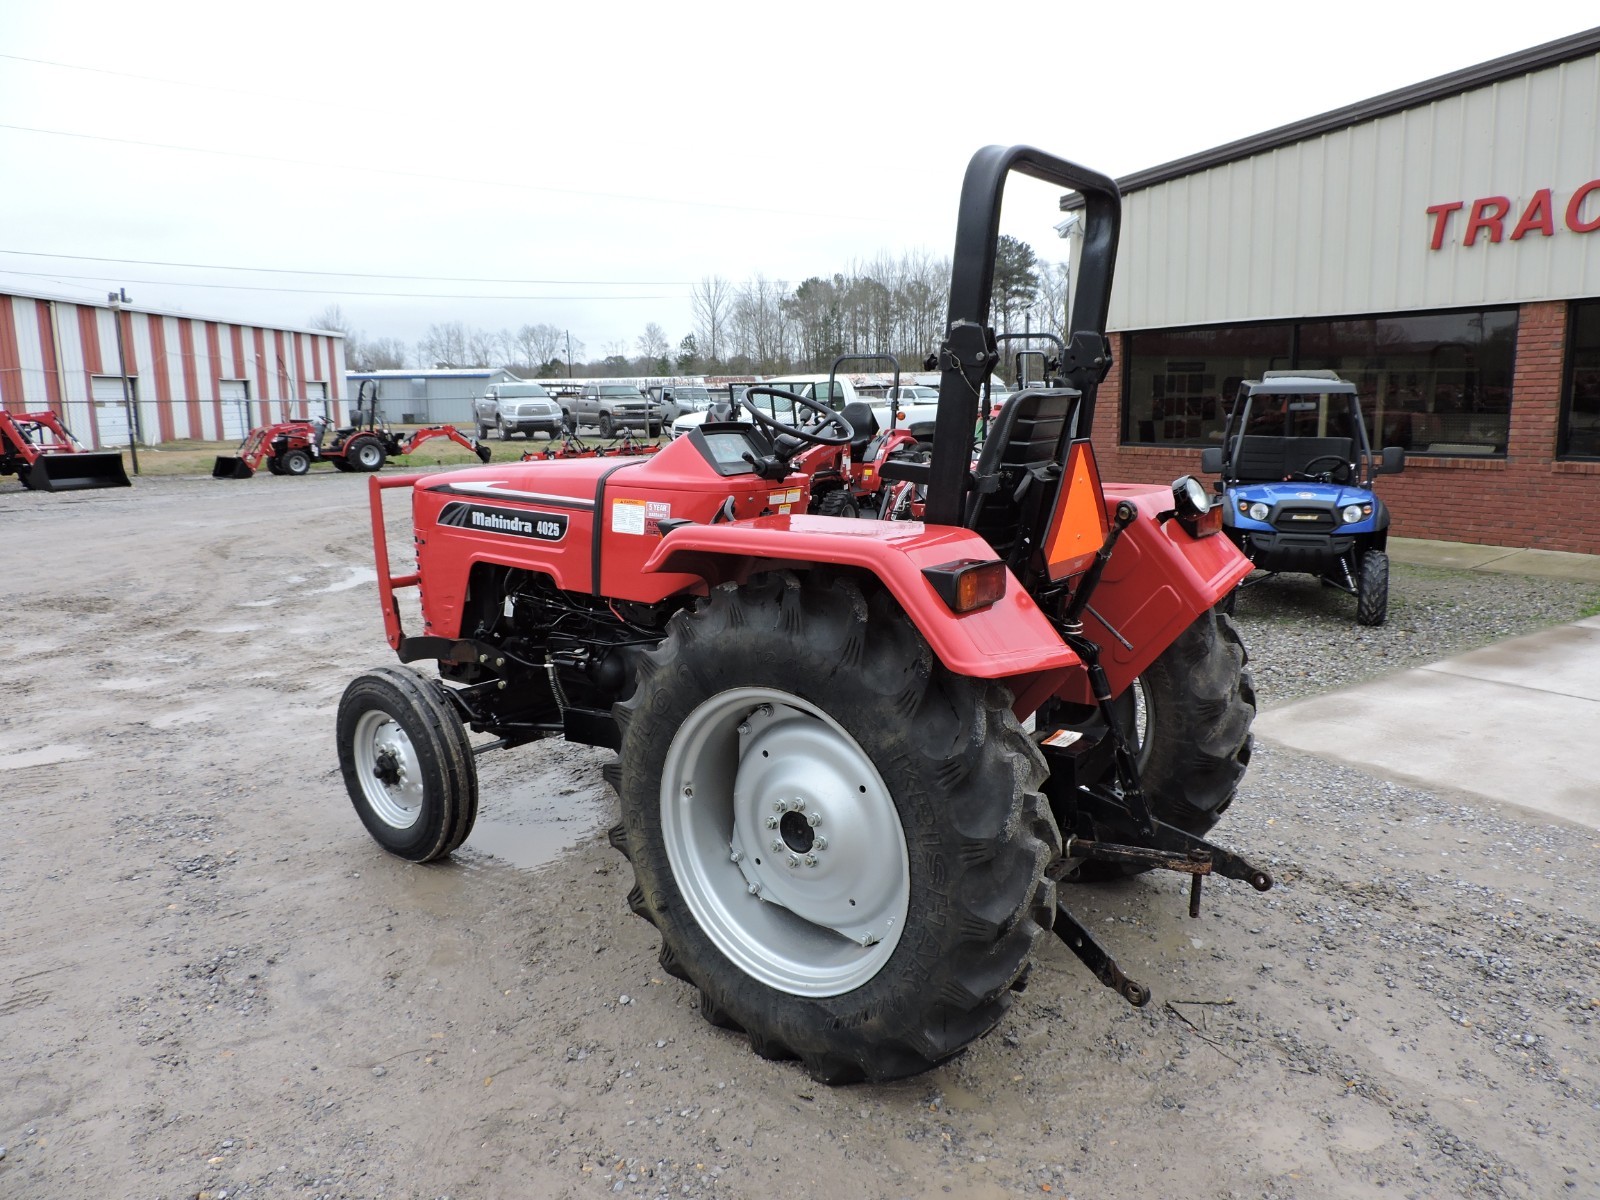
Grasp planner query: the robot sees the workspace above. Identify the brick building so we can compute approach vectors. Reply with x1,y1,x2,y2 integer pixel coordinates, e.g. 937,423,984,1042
1066,29,1600,554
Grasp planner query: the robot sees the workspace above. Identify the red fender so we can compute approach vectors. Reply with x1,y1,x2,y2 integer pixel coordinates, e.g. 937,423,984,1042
640,516,1079,687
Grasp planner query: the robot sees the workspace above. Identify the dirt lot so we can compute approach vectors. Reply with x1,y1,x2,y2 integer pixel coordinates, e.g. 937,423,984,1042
3,471,1598,1200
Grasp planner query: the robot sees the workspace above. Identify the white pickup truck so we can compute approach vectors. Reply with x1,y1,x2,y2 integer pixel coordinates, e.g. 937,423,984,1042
670,374,941,441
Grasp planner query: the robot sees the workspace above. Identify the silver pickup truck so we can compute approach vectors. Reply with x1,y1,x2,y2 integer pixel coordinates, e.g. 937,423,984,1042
474,382,563,440
572,383,660,437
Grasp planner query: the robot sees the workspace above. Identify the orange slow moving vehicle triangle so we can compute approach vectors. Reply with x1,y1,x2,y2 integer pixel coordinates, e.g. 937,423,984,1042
1045,439,1110,581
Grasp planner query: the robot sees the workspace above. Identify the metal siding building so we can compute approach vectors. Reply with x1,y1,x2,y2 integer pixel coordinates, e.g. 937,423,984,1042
1077,29,1600,555
0,289,348,448
345,368,519,426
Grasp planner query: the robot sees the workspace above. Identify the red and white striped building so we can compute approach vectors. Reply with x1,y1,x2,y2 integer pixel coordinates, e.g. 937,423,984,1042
0,289,348,448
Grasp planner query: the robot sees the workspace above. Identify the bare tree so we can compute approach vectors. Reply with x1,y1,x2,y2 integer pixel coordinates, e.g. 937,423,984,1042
634,322,670,373
691,275,732,365
512,323,565,368
466,327,498,368
364,337,409,370
420,321,470,368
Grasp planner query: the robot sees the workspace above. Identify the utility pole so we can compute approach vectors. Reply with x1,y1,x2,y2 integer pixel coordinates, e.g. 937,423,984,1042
565,329,573,378
108,289,139,475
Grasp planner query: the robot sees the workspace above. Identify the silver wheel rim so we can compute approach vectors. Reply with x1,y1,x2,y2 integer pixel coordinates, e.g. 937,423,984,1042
352,709,425,829
357,443,380,467
661,687,909,997
1130,675,1152,768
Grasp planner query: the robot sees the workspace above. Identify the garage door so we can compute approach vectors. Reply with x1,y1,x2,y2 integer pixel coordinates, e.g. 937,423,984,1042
91,375,133,445
219,380,249,440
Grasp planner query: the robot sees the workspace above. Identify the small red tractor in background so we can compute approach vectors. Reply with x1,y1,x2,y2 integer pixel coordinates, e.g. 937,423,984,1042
213,380,490,479
338,145,1267,1083
0,410,131,491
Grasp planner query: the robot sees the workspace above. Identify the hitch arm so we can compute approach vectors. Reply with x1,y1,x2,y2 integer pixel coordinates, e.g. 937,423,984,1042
1053,902,1150,1008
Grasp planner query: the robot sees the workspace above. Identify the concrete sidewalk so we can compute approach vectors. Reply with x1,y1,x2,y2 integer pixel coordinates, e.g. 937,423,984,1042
1255,539,1600,830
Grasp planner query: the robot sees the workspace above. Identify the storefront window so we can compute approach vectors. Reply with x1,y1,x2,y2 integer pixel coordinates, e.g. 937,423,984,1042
1123,307,1518,455
1122,325,1291,446
1561,300,1600,459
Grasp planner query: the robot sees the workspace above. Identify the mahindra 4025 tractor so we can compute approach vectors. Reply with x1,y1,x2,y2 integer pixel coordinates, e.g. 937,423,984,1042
339,146,1270,1083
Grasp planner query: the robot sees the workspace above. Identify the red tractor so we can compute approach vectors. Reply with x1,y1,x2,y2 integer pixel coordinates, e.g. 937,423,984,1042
338,146,1266,1083
0,410,131,491
213,381,490,478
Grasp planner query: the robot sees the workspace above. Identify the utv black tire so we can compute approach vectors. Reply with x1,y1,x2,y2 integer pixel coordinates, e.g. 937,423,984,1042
1357,550,1389,626
814,488,860,519
348,437,386,472
280,448,312,476
337,667,479,862
607,572,1060,1084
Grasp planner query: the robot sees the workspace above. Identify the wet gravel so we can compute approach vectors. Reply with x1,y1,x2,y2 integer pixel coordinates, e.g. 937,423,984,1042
5,477,1600,1200
1228,564,1600,708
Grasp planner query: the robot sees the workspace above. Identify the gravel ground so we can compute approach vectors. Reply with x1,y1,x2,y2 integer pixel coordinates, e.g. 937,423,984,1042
1227,567,1600,707
2,475,1599,1200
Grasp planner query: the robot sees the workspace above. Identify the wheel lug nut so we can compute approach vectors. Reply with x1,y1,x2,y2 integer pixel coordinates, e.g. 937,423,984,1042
747,882,761,896
807,812,822,827
773,799,787,813
813,836,828,851
792,798,805,811
729,849,743,863
737,722,751,735
763,815,778,829
786,855,800,869
771,840,784,853
803,854,818,868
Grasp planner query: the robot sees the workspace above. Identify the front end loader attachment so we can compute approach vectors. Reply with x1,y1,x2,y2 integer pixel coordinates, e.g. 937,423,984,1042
212,455,255,479
27,452,132,491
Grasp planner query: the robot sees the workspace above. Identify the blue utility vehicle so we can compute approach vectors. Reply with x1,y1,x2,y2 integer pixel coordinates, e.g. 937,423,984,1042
1200,370,1405,625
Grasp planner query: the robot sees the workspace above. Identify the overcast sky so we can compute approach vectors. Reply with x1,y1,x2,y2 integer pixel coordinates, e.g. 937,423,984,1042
1,2,1596,362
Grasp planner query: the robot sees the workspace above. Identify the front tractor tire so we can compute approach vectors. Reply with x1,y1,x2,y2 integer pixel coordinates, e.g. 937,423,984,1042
607,572,1060,1084
280,448,312,476
1357,549,1390,626
337,667,479,862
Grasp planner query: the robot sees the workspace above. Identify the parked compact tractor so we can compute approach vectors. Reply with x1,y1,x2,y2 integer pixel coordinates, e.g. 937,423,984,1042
214,382,490,479
338,145,1269,1083
0,409,131,491
1200,370,1405,625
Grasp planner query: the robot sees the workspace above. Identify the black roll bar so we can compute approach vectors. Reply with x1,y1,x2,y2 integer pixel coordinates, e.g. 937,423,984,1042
924,146,1121,529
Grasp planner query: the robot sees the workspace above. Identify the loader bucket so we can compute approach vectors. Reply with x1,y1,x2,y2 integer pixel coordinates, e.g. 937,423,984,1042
27,452,133,491
212,455,255,479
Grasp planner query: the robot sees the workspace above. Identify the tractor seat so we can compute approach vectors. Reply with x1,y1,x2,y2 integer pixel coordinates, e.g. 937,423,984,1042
841,401,879,459
964,387,1077,563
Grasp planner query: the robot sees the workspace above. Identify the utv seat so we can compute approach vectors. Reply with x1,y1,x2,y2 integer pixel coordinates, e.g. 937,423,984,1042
1230,435,1355,481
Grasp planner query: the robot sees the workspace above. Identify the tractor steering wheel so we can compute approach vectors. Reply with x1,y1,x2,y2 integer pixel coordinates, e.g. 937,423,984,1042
1292,454,1353,484
740,387,854,448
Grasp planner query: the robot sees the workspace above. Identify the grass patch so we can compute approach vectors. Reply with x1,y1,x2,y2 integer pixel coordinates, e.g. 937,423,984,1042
115,431,582,478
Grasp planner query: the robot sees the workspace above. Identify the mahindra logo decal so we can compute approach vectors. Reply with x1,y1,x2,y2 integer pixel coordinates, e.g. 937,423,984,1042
440,502,568,542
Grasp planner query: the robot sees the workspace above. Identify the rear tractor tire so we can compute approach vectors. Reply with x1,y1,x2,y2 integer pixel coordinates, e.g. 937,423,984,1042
336,667,479,862
1357,549,1389,626
348,437,386,472
1069,609,1254,881
607,572,1060,1083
